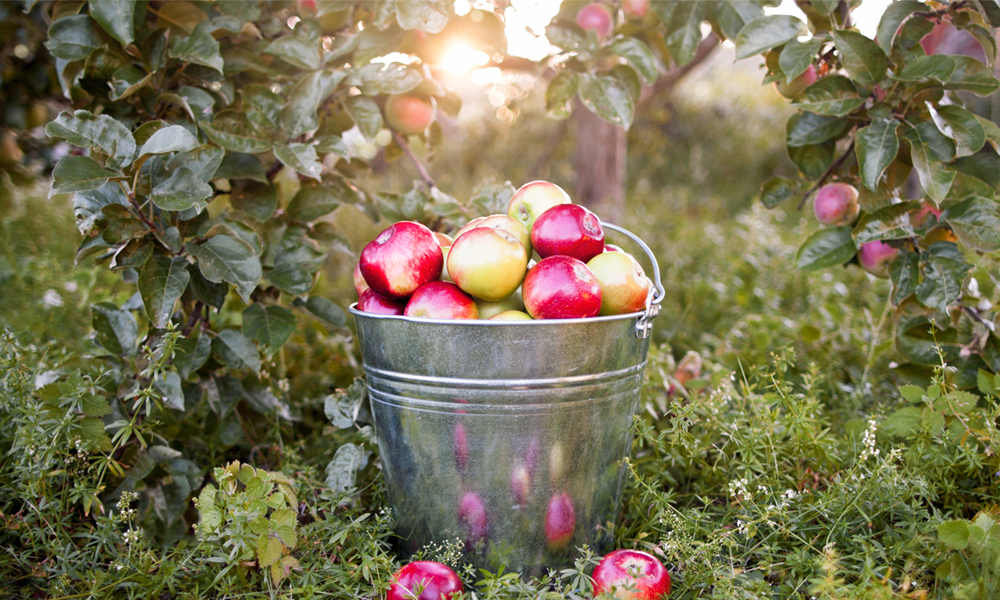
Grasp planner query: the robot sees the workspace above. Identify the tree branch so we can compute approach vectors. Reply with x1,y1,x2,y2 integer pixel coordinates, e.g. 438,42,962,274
393,131,435,188
637,34,721,111
797,139,855,210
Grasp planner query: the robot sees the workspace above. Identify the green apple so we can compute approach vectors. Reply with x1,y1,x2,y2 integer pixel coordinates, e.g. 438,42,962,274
448,227,528,301
456,214,532,255
475,290,524,319
507,181,572,232
489,310,533,321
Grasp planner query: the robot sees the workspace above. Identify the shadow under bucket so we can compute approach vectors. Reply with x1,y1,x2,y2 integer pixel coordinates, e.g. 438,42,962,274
350,223,662,576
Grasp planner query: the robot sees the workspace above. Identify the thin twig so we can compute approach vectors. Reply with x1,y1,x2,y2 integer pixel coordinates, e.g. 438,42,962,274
393,131,435,187
181,301,205,337
797,139,855,210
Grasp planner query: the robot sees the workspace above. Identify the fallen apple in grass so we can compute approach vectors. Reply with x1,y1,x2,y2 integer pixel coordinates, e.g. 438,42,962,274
448,227,528,302
387,561,464,600
404,281,478,319
357,289,406,315
531,204,605,262
507,181,572,231
360,221,442,299
587,251,651,315
544,492,576,551
593,549,671,599
522,256,602,319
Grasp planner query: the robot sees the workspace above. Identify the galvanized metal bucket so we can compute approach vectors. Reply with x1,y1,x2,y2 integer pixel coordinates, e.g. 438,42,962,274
349,223,663,576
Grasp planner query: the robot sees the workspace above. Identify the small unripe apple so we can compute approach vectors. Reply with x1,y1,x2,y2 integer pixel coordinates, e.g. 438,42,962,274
857,240,898,278
813,182,860,226
675,351,702,386
775,64,817,99
593,549,671,600
476,291,524,320
456,214,532,255
360,221,443,299
384,94,435,135
544,492,576,551
918,227,959,249
522,256,602,319
489,310,533,321
510,463,530,505
531,204,605,262
353,262,370,297
576,3,613,38
404,281,478,319
587,251,651,315
912,201,942,229
448,228,528,302
357,289,406,315
387,561,464,600
458,491,488,544
507,181,572,232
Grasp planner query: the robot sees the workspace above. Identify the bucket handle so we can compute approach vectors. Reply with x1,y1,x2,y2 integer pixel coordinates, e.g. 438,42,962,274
601,222,663,339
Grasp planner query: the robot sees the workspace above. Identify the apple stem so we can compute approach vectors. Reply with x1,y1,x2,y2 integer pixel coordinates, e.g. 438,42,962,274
797,138,855,211
393,131,436,188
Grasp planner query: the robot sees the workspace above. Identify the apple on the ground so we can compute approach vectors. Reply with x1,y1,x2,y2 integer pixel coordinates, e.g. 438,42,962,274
522,256,602,319
531,204,605,262
387,561,464,600
507,181,572,231
586,251,651,315
593,549,671,600
404,281,478,319
448,228,528,301
360,221,442,299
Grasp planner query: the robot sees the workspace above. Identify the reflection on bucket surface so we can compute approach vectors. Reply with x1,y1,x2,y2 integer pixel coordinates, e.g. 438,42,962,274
350,222,664,575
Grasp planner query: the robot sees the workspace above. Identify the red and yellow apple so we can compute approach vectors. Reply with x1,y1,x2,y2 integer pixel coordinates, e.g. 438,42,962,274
857,240,898,278
360,221,442,299
448,228,529,302
813,182,860,226
510,463,530,505
775,64,817,99
384,94,435,135
456,214,532,255
544,492,576,551
507,181,572,231
522,256,602,319
387,561,464,600
587,251,651,315
404,281,478,319
531,204,605,262
476,291,524,320
353,262,370,297
593,549,671,600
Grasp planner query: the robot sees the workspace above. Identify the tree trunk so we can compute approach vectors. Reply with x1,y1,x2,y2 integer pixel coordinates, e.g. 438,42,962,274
573,103,626,224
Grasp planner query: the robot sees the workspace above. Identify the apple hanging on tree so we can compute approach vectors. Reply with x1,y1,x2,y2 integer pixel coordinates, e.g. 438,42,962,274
384,94,435,135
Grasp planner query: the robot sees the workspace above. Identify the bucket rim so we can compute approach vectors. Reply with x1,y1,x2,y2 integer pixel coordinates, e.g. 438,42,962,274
348,303,644,326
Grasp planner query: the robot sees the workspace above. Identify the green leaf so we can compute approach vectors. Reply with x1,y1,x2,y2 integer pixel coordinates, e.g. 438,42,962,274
977,368,997,395
786,112,847,147
88,0,134,47
759,176,797,208
273,143,323,181
279,70,345,137
293,296,346,328
893,54,956,85
852,202,917,245
265,34,321,70
779,38,820,81
324,393,355,429
230,181,278,222
111,238,153,272
74,182,127,236
610,37,660,84
326,442,364,493
665,1,708,66
81,393,112,417
109,65,151,101
46,110,137,169
243,304,297,354
174,333,211,379
883,406,923,437
938,520,971,550
855,118,900,191
200,111,271,154
928,105,986,158
241,84,284,129
270,508,298,548
791,76,865,117
344,96,383,140
795,225,856,271
578,73,634,128
395,0,450,33
92,301,138,357
947,56,1000,96
100,205,146,244
545,71,578,119
245,476,269,499
169,22,224,74
168,145,225,183
137,125,199,159
788,141,834,179
713,0,764,41
267,228,325,295
150,167,213,213
77,417,113,452
139,256,191,329
216,153,267,182
287,185,341,222
889,249,919,305
256,535,283,568
734,15,804,60
50,156,120,196
188,264,229,309
187,235,262,303
902,120,955,204
941,197,1000,252
961,22,996,68
876,0,924,54
832,29,887,87
213,330,261,374
916,242,972,312
46,14,102,61
153,371,185,411
899,384,928,403
973,114,1000,154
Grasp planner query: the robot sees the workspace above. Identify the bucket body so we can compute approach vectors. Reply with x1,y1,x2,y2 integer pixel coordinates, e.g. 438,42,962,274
351,309,652,575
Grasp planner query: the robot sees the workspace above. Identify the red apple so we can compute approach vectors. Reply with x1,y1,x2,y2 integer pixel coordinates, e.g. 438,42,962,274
353,262,370,297
434,231,454,247
531,204,605,262
357,289,406,315
510,463,530,505
576,3,613,38
384,94,435,135
404,281,478,319
912,201,942,229
522,256,602,319
587,251,651,315
360,221,443,299
507,181,572,231
544,492,576,551
454,422,468,473
489,310,533,321
296,0,317,15
623,0,649,18
458,491,488,544
775,64,817,98
857,240,898,278
387,561,464,600
675,351,703,386
476,291,524,320
813,182,860,226
448,228,529,302
593,549,671,600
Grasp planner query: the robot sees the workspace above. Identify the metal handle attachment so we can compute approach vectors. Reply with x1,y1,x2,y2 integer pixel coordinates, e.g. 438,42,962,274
600,222,664,339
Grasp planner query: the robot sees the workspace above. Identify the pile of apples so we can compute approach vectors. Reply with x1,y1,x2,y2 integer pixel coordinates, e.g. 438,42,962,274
354,181,653,320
